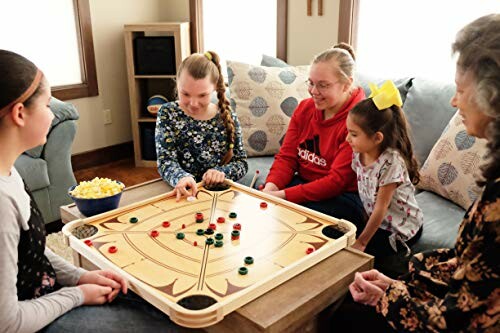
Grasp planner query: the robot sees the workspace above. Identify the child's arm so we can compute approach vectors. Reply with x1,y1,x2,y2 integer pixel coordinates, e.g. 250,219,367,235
155,105,195,187
353,183,397,251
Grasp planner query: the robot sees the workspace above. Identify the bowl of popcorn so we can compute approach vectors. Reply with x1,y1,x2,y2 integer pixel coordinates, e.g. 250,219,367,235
68,177,125,217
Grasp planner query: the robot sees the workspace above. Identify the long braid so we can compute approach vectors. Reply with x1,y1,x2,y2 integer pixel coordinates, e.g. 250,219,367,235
207,51,235,165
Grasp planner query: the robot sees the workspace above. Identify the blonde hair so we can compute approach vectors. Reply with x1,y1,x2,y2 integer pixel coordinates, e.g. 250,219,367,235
177,51,235,165
312,42,356,86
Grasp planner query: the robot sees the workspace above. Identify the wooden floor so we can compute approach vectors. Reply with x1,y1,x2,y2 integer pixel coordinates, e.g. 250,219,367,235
74,158,160,187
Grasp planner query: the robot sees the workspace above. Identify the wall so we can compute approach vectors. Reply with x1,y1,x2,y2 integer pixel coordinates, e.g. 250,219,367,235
70,0,162,154
72,0,340,154
158,0,340,65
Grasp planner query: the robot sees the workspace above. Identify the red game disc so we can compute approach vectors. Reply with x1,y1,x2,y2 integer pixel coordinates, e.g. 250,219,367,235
306,247,314,254
258,184,264,191
182,224,186,229
217,216,225,223
260,202,268,208
108,246,118,253
162,221,170,228
233,223,241,230
195,213,203,219
193,241,198,247
84,239,92,246
150,230,159,237
209,223,216,230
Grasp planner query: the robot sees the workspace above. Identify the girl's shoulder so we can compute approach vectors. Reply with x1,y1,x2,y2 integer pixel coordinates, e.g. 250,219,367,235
381,148,405,165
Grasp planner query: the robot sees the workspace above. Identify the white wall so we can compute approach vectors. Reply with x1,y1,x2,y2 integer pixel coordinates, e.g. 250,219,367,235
72,0,340,154
70,0,162,154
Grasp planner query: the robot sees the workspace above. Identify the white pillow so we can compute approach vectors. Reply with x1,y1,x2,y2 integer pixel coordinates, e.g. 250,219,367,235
227,60,310,156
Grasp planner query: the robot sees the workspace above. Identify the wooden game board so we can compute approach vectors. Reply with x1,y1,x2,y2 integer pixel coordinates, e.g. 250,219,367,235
62,180,356,328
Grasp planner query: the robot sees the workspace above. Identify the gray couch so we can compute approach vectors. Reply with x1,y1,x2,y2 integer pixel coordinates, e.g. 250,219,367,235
236,74,465,276
14,98,79,224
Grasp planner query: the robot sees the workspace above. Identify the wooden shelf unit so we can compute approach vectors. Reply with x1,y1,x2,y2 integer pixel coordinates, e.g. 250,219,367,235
124,22,191,167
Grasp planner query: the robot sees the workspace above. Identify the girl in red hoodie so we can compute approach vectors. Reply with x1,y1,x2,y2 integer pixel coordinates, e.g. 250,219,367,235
263,43,366,226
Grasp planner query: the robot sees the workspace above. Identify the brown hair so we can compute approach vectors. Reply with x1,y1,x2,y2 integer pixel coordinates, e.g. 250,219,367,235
177,51,235,165
0,50,45,116
452,14,500,184
349,99,420,185
312,42,356,86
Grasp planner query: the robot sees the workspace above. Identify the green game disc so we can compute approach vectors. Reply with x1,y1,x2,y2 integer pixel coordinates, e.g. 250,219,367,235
176,232,185,239
129,217,138,223
215,233,223,240
205,238,214,245
238,267,248,275
244,256,254,265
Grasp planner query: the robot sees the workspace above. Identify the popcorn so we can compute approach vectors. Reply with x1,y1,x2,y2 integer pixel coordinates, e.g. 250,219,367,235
70,177,124,199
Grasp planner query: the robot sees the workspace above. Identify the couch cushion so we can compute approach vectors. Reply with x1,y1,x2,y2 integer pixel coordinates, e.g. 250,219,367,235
237,156,274,188
227,60,309,157
14,154,50,191
418,111,487,209
24,97,80,158
261,54,290,68
402,78,457,164
411,191,464,253
355,73,413,105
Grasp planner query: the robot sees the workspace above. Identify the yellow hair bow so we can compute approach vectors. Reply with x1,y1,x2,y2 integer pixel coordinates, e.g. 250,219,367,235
368,80,402,110
204,51,213,61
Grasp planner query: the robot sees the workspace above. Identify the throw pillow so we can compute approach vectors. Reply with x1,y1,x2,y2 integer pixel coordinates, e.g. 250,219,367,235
418,111,488,209
227,60,310,156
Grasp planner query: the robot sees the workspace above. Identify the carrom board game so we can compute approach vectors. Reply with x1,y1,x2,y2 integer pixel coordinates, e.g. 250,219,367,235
62,180,356,328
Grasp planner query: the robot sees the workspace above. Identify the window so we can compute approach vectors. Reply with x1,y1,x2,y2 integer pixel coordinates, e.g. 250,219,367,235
190,0,287,75
340,0,499,82
0,0,98,100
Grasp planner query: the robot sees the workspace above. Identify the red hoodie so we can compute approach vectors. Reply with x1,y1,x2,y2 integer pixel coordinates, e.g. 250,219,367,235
266,87,365,203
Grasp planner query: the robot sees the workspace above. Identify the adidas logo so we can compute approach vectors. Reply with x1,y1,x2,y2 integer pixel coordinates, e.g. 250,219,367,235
297,147,327,166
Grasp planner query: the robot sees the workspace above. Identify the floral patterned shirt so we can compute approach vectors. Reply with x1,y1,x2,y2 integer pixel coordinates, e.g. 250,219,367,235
377,177,500,332
352,148,423,252
155,101,248,186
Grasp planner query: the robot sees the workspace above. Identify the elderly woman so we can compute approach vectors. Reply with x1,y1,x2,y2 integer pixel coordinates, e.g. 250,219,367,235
333,14,499,332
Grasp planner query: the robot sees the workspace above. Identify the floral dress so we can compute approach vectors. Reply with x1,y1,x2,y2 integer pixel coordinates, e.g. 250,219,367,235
155,101,248,186
376,178,500,332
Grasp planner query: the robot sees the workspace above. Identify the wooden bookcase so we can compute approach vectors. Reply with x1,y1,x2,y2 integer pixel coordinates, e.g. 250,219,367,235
124,22,191,167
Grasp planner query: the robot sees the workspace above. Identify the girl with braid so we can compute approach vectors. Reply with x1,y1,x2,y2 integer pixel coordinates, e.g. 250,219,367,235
156,51,248,200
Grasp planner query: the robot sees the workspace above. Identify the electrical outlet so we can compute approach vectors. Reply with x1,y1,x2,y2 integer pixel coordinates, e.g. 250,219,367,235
103,109,112,125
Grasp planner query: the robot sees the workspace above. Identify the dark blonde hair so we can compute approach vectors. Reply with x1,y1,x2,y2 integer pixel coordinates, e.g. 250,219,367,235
349,99,420,185
0,50,45,115
312,42,356,86
177,51,235,165
452,14,500,184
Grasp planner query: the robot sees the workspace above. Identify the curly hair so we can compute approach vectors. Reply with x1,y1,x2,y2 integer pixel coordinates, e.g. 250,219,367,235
452,14,500,184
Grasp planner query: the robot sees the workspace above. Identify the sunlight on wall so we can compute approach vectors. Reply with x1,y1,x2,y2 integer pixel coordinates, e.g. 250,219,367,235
0,0,82,86
356,0,499,83
203,0,277,73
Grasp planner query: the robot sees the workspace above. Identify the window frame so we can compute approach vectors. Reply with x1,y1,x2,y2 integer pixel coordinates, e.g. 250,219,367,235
338,0,359,48
51,0,99,100
189,0,288,62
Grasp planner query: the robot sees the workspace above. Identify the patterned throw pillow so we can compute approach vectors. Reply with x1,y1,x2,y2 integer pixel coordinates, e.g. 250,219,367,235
418,111,488,209
227,60,310,156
